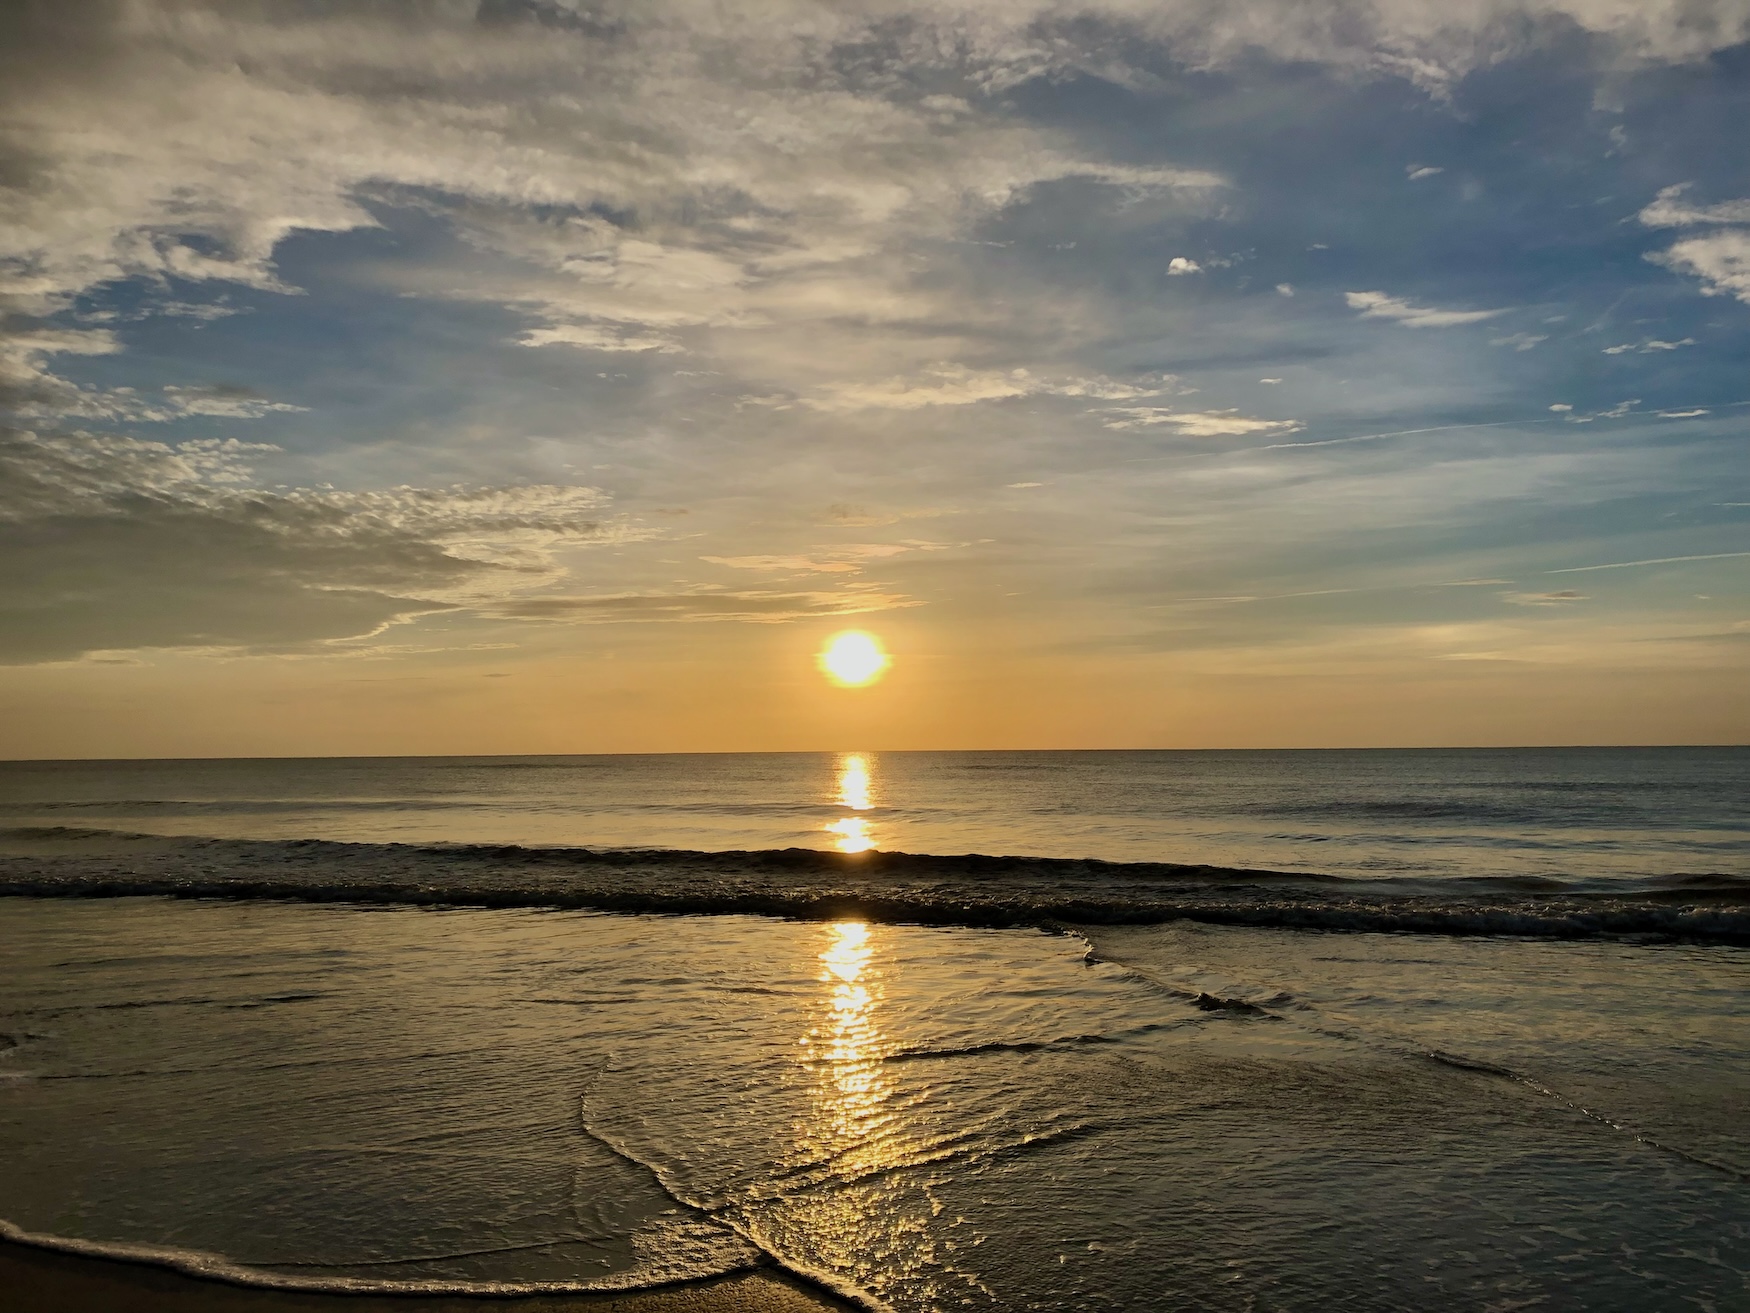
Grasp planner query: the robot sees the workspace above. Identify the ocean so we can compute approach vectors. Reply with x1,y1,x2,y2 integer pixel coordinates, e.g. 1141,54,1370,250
1,748,1746,1310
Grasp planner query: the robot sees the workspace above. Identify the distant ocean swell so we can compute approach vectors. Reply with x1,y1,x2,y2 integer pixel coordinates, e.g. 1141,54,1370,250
0,798,909,818
3,827,1745,944
6,795,1738,827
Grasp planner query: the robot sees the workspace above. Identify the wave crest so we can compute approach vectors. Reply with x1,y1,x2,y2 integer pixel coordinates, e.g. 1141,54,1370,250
0,828,1745,944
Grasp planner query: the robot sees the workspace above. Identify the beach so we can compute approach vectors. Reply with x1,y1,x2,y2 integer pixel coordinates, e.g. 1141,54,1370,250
2,750,1746,1310
8,1,1750,1304
0,1242,847,1313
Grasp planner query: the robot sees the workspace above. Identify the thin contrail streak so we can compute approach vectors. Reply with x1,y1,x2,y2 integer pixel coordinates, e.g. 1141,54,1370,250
1547,551,1750,574
1257,419,1540,451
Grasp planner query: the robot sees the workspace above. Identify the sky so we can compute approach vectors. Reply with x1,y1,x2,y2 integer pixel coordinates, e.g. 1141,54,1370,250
1,0,1747,757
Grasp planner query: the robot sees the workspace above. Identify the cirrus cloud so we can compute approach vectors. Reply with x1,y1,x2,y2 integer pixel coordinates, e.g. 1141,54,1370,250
0,427,632,664
1345,290,1507,327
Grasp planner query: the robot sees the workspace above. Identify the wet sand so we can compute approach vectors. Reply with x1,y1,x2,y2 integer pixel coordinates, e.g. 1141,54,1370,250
0,1242,851,1313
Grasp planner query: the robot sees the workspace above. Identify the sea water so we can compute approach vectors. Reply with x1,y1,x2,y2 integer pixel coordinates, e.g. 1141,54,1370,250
1,749,1746,1310
1,747,1745,879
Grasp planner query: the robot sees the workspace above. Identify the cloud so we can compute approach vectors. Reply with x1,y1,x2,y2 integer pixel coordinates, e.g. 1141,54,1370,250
484,587,915,624
1407,165,1444,179
1100,407,1303,436
1601,337,1696,354
1638,184,1750,302
1345,291,1506,327
1638,183,1750,228
518,323,684,354
702,541,952,574
703,554,860,574
0,428,630,663
947,1,1750,95
1560,398,1640,423
1491,332,1547,350
2,0,1745,686
0,1,1735,436
1646,230,1750,303
1504,590,1587,606
1167,257,1202,275
0,3,1238,414
0,327,124,417
156,386,308,419
798,365,1171,413
1274,283,1294,297
1,328,307,423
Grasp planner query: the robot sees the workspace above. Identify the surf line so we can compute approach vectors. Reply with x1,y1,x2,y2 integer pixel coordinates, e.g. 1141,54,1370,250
0,1217,774,1300
575,1066,891,1313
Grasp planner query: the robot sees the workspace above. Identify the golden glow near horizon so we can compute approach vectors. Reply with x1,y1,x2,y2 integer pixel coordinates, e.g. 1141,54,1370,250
817,631,891,688
825,752,876,853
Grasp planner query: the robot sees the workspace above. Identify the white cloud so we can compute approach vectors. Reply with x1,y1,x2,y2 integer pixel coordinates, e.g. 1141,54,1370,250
1647,229,1750,302
518,322,684,354
0,4,1235,414
1563,398,1641,423
1346,290,1506,327
1602,337,1697,354
157,386,308,419
1638,183,1750,227
1503,589,1587,606
1167,257,1202,275
1274,283,1294,297
1100,407,1303,437
0,327,123,416
1639,185,1750,302
1407,165,1444,179
1490,332,1547,350
799,365,1172,412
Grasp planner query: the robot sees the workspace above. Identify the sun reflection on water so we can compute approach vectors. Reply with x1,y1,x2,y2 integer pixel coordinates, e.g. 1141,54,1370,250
824,753,878,853
814,921,887,1141
784,922,975,1309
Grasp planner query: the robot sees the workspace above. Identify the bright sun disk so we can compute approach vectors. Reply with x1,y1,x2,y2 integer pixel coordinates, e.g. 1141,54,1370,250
818,631,891,687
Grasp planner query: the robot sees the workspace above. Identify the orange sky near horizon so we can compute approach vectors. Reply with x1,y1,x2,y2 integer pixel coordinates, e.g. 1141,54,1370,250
2,615,1742,759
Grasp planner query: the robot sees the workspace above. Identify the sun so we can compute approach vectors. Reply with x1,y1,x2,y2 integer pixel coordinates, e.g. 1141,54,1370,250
818,631,891,687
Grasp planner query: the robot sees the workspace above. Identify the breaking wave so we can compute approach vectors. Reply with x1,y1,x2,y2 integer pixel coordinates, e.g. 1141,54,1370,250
1,826,1745,944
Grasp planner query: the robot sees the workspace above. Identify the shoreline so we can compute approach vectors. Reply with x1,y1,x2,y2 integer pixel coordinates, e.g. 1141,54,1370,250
0,1240,855,1313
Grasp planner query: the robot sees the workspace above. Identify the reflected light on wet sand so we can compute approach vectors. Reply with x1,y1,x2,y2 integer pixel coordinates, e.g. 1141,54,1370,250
786,920,984,1309
825,753,876,853
807,920,892,1148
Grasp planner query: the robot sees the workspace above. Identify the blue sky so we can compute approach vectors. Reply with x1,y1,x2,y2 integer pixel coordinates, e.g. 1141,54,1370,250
1,1,1746,753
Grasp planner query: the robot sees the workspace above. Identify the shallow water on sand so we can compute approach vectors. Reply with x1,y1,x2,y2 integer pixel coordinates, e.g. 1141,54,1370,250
3,898,1744,1311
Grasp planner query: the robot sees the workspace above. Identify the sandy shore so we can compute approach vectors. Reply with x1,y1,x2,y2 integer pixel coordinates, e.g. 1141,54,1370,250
0,1242,852,1313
